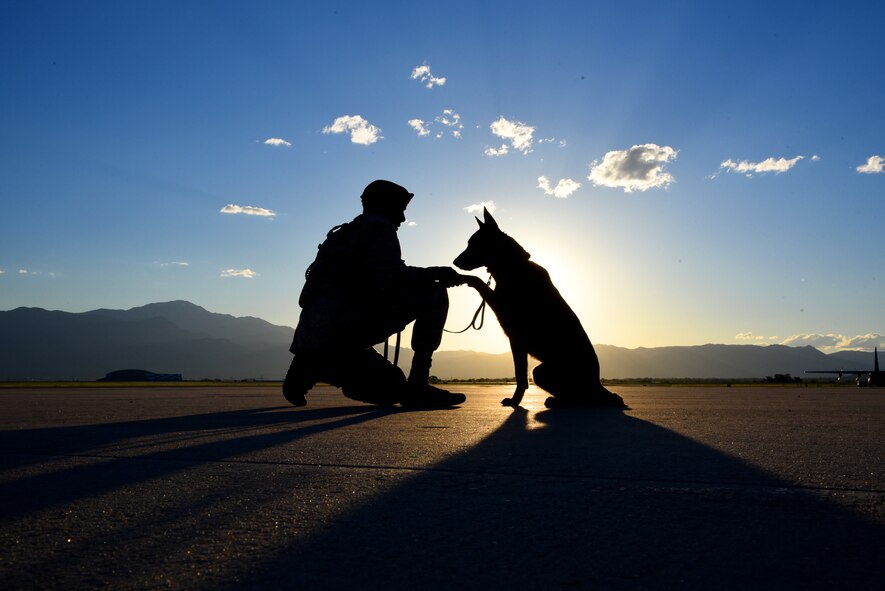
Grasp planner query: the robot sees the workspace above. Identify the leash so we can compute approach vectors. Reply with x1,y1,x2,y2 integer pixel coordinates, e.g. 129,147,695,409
383,331,402,367
444,274,493,334
384,275,492,367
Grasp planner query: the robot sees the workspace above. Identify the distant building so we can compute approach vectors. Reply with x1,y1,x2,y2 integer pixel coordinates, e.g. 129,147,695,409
97,369,183,382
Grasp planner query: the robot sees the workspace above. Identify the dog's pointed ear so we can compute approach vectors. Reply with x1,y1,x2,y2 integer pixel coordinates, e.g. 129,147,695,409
483,207,499,230
475,216,484,228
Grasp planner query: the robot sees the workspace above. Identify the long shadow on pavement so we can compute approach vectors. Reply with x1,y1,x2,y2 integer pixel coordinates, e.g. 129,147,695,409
0,405,396,520
231,406,885,590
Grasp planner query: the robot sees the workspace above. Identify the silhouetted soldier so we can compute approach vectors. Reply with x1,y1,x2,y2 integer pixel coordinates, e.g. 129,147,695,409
283,180,469,407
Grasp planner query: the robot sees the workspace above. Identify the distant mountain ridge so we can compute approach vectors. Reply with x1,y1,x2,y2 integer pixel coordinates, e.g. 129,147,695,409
0,301,294,380
0,301,874,381
595,344,871,380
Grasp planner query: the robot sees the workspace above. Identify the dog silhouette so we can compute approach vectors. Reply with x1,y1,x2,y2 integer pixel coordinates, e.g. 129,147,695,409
454,208,624,408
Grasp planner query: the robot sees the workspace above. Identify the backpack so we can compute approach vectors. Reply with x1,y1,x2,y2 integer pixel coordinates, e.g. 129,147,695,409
299,223,359,307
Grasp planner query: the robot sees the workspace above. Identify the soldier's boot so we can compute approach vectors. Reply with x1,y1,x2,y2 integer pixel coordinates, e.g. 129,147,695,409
399,351,466,408
282,351,320,407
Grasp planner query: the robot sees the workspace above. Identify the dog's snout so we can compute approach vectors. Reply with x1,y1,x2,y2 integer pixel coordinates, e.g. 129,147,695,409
453,251,470,270
453,256,477,271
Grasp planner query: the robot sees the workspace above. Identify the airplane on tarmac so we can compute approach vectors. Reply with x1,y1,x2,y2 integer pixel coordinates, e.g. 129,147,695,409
806,347,884,387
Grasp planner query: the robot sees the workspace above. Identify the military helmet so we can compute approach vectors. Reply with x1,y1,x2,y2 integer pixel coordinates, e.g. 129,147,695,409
360,179,413,210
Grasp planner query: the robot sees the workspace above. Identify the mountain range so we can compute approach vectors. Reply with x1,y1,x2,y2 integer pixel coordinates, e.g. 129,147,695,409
0,300,874,381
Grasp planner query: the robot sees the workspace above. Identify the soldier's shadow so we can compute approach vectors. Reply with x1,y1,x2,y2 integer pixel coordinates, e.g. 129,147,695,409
0,404,396,520
235,403,884,590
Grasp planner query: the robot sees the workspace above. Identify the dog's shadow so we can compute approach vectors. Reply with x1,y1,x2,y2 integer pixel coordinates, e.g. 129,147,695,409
235,403,885,589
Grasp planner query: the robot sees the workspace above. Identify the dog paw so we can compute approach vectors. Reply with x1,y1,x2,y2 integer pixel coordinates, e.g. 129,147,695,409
501,397,519,407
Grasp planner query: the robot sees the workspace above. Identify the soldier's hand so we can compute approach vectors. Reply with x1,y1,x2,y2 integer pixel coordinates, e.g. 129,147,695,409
428,266,469,287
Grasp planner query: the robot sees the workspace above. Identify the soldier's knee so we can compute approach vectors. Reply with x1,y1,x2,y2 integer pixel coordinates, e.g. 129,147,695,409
426,282,449,312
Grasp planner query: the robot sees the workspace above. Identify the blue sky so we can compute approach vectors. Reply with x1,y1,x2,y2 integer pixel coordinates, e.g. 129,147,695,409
2,0,883,354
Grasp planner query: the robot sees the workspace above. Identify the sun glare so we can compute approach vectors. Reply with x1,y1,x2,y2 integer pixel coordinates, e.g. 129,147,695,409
523,244,609,334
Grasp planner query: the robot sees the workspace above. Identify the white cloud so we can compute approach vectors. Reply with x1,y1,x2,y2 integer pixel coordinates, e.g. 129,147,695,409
410,109,463,139
14,268,52,276
484,144,509,157
437,109,462,129
0,269,4,274
537,176,581,199
537,137,567,148
737,331,884,352
780,333,883,352
856,155,884,174
588,144,678,192
220,204,276,217
736,332,779,342
410,63,447,88
408,119,430,137
488,116,535,155
464,201,497,215
220,268,257,279
322,115,383,145
436,109,463,139
811,154,821,161
263,137,291,147
718,155,804,176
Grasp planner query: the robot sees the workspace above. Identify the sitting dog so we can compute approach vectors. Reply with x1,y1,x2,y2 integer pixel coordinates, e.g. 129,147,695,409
454,208,624,408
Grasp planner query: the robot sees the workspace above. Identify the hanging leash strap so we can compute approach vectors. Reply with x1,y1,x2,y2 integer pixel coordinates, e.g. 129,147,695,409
444,275,493,334
383,331,403,367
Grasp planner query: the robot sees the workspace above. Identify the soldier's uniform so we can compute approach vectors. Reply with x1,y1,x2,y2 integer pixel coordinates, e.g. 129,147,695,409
283,180,466,408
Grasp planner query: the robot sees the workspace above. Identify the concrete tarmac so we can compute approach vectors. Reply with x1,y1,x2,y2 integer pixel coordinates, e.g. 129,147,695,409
1,384,883,590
